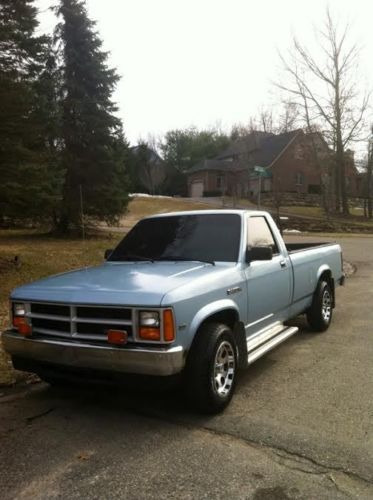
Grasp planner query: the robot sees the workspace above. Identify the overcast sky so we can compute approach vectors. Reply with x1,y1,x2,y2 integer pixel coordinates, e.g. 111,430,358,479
37,0,373,146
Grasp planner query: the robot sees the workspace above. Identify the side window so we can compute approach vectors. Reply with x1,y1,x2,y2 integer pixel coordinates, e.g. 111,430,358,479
247,217,279,254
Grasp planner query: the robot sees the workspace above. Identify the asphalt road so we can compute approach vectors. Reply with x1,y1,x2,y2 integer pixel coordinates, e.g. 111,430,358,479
1,235,373,499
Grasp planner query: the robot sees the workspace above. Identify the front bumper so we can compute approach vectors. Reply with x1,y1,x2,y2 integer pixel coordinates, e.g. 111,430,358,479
2,330,185,376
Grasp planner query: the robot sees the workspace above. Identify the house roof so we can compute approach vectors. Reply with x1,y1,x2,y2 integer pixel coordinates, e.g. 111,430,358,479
250,129,300,167
188,129,302,174
216,131,274,160
130,145,163,165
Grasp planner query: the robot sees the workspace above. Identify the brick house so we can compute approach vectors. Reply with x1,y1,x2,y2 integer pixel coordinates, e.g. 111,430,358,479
187,130,359,199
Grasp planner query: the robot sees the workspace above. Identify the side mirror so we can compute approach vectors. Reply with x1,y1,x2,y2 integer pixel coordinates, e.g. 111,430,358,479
246,246,273,263
104,249,113,260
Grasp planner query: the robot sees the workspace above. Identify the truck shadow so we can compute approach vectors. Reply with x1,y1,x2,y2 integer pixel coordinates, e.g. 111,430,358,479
20,316,319,424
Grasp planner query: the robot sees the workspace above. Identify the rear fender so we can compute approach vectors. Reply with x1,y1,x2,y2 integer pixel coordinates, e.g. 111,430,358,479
316,265,335,307
316,264,332,284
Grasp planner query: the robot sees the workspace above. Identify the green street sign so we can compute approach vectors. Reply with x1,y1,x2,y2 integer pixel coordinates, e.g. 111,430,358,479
253,166,271,177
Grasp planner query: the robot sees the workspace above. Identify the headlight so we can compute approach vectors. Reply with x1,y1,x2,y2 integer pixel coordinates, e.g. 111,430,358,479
13,303,26,316
138,310,175,342
11,302,31,336
139,311,160,327
139,311,160,341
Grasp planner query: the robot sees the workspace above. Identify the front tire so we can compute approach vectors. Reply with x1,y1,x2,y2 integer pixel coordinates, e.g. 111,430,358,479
185,322,237,413
307,280,333,332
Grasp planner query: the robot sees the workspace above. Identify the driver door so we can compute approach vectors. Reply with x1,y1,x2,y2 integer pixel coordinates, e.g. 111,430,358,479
244,216,292,336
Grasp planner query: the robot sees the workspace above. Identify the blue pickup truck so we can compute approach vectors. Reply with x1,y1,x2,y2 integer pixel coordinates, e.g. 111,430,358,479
2,210,344,412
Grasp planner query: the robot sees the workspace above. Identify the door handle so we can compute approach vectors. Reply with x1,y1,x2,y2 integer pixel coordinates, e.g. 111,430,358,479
280,260,287,268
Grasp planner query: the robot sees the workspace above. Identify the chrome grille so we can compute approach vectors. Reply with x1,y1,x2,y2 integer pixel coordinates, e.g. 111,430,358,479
27,302,133,343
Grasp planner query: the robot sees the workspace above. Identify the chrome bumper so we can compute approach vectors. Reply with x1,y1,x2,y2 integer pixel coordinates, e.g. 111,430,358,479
2,331,185,376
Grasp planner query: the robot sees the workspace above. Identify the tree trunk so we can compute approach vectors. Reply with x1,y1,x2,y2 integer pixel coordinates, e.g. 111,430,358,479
367,141,373,219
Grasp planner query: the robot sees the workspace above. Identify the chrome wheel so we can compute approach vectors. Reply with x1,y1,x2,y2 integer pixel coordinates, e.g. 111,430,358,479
321,289,332,323
213,340,235,397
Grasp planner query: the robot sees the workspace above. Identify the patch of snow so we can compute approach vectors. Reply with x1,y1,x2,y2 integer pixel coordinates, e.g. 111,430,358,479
129,193,173,199
283,229,302,234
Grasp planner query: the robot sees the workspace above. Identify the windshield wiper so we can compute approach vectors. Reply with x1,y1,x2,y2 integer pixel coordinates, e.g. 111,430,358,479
157,256,215,266
117,253,154,262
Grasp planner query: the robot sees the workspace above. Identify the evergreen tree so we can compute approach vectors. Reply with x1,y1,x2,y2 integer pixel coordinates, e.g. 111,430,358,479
0,0,61,222
56,0,129,231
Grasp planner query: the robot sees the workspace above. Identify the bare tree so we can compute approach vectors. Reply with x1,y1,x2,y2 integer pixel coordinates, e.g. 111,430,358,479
277,99,299,133
365,127,373,218
247,101,300,135
258,106,275,133
277,8,370,215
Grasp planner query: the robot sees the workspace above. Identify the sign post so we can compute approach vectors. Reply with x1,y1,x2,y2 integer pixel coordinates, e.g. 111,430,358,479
253,166,269,209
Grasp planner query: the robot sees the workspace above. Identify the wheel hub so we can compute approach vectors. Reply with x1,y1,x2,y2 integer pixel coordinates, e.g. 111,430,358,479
213,340,235,397
322,289,332,322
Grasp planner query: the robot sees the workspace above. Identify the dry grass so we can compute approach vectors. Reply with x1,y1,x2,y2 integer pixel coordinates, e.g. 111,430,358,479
127,196,212,218
281,206,324,217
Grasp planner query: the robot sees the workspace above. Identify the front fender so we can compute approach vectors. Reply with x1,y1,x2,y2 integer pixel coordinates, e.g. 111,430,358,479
189,299,240,339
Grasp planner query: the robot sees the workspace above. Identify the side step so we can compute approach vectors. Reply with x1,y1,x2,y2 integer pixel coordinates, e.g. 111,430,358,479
247,322,299,365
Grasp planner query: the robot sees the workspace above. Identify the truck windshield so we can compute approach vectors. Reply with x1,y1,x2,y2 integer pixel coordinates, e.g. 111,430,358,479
108,214,241,263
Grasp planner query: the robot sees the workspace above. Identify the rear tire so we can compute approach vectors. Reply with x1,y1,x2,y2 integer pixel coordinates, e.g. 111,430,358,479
307,280,333,332
185,322,237,413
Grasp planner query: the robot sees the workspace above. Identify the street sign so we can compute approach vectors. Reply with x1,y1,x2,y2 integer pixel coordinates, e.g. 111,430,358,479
253,165,271,177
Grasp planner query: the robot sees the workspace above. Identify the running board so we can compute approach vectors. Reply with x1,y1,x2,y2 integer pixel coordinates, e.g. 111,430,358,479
247,323,299,365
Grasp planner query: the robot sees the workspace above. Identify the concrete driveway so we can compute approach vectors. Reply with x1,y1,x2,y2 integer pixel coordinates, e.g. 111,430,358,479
1,235,373,499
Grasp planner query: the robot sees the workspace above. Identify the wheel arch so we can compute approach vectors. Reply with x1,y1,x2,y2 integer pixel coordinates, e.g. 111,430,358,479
317,267,335,307
188,300,247,369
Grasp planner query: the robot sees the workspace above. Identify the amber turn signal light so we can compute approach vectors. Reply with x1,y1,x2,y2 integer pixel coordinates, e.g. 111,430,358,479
139,327,161,341
107,329,128,345
13,316,32,336
163,309,175,342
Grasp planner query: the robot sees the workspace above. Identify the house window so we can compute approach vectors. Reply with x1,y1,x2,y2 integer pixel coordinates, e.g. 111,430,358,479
295,172,304,186
217,175,223,189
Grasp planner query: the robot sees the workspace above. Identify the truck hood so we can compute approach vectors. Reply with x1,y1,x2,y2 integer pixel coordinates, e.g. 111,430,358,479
11,261,233,306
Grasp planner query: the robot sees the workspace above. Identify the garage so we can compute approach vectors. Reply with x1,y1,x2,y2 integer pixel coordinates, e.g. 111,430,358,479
190,180,204,197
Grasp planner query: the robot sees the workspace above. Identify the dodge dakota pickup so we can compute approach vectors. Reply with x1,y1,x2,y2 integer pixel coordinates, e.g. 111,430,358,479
2,210,344,412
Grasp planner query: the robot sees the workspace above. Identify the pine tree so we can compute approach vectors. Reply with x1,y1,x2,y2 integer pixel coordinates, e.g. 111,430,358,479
0,0,61,223
56,0,129,231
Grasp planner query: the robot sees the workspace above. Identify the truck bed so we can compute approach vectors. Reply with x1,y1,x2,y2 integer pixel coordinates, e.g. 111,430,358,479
285,242,336,253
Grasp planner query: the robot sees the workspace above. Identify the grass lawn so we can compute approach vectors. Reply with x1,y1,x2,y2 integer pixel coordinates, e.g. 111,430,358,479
281,206,324,217
126,195,212,219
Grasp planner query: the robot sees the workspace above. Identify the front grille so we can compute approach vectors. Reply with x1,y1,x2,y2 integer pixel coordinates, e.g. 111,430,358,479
31,303,70,317
27,302,133,343
76,322,133,336
76,306,132,321
32,318,71,333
